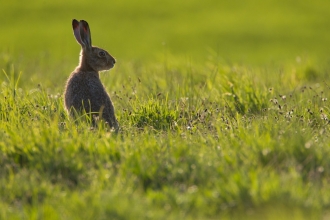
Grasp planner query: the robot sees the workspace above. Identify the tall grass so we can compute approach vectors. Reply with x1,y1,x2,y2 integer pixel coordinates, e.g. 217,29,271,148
1,53,330,219
1,0,330,219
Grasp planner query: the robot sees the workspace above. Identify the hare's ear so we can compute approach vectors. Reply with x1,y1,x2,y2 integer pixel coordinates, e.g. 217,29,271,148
79,20,92,50
72,19,83,46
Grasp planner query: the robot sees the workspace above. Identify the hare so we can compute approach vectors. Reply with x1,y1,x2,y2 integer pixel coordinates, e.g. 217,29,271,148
64,19,119,130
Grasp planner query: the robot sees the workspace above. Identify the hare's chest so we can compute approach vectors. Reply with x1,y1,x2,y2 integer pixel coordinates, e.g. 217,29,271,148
85,78,108,97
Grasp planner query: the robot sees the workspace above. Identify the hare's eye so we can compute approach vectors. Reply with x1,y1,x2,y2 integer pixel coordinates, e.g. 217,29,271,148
99,51,106,57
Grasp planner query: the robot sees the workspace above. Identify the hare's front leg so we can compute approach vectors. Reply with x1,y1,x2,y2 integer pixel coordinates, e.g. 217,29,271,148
103,99,119,130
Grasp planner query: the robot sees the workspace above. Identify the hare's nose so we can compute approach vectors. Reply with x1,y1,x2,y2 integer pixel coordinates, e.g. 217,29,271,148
109,56,115,64
107,56,116,66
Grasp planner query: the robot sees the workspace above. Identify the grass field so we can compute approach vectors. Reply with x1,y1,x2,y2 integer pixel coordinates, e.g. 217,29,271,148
1,0,330,219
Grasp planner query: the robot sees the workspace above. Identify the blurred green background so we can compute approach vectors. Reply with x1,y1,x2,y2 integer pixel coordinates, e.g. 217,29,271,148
1,0,330,65
1,1,330,219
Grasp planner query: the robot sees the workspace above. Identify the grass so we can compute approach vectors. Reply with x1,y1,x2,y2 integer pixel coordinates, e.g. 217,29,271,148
1,0,330,219
1,57,330,219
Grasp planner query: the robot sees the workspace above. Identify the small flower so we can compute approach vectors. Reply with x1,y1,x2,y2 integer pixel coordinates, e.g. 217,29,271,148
321,113,328,121
317,166,324,173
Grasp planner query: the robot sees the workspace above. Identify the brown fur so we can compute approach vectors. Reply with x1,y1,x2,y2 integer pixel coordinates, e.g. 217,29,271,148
64,19,119,130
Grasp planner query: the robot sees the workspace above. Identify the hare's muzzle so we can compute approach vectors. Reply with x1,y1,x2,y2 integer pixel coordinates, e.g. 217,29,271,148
108,56,116,68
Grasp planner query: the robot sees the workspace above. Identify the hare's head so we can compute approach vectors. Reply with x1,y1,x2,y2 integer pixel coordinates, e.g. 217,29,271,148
72,19,116,72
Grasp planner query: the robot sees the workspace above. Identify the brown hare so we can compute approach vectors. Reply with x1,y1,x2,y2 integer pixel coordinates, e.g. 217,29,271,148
64,19,119,130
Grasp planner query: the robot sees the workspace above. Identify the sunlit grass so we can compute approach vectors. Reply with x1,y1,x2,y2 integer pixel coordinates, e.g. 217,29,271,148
1,0,330,219
1,52,330,219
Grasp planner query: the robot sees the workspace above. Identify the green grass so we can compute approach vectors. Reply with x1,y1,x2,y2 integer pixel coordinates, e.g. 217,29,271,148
1,0,330,219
